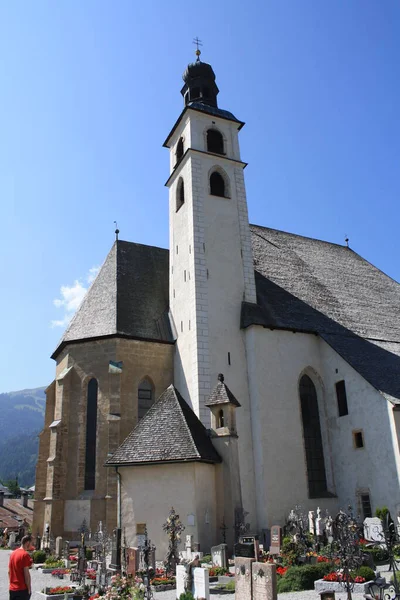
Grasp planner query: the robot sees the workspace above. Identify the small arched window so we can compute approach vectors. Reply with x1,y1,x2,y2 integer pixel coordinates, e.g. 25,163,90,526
190,87,200,101
176,178,185,212
218,409,224,428
176,137,184,163
207,129,224,155
299,374,328,498
210,171,225,197
138,378,154,421
84,378,98,490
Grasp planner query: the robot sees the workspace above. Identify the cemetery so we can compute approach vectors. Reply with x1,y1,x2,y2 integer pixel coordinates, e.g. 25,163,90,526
18,504,400,599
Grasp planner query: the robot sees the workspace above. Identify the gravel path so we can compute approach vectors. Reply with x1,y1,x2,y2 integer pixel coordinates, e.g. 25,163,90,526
0,549,384,600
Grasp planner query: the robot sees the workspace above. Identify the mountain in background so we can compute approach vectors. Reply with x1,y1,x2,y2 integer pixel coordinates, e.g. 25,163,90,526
0,387,46,486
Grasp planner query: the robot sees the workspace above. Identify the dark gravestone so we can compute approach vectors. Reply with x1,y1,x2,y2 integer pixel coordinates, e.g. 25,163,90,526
126,547,139,577
234,542,255,558
109,528,122,571
269,526,282,555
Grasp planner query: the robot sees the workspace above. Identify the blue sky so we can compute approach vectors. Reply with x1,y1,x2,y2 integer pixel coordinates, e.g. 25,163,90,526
0,0,399,392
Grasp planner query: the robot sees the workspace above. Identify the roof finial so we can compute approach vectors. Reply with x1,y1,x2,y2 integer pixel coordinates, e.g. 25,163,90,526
114,221,120,241
193,36,203,62
345,235,349,248
218,373,224,383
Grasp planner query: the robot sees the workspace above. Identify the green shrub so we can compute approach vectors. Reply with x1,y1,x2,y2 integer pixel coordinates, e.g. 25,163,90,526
353,566,375,581
216,580,235,591
32,550,46,564
179,593,195,600
201,554,212,563
363,546,389,564
375,507,389,521
85,548,93,560
277,563,333,593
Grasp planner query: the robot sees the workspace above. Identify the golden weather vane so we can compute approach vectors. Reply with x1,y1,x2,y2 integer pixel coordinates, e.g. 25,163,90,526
193,37,203,61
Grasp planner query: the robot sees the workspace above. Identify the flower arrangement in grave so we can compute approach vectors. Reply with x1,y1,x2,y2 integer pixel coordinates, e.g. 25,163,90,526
51,568,70,578
163,506,185,575
323,572,366,583
43,586,75,595
97,573,143,600
276,566,288,577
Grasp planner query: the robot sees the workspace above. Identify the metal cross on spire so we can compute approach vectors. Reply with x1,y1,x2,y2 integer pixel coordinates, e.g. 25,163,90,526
193,37,203,61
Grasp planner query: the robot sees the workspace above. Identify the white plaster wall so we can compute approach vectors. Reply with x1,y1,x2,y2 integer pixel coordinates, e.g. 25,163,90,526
120,462,216,558
64,500,91,532
245,325,400,530
319,340,400,516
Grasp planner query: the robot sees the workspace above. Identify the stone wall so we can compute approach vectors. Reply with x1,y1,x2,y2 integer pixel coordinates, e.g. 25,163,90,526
32,336,174,538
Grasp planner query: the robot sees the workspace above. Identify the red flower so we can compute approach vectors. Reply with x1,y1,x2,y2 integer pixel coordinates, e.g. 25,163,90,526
276,566,288,576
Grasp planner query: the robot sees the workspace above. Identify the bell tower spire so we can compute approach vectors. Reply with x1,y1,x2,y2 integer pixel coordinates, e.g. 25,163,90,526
181,42,219,108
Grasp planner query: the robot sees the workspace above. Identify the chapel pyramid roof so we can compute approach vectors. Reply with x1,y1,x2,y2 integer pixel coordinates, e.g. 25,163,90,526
52,240,173,358
105,385,221,466
205,374,241,407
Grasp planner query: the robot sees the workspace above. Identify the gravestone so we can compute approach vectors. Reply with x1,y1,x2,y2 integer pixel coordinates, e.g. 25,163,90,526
127,547,139,577
211,543,228,568
235,557,254,599
185,534,193,559
269,526,282,555
8,532,17,548
364,517,384,543
55,536,63,558
193,567,210,599
109,527,122,571
252,562,277,600
235,534,259,560
176,565,186,598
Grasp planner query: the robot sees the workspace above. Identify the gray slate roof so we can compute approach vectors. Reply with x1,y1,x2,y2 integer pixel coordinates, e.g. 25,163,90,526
205,375,241,407
243,225,400,403
106,385,221,466
53,241,172,358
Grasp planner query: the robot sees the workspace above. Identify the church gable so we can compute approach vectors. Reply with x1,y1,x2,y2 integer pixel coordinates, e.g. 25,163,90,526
106,384,221,466
243,225,400,403
53,240,172,358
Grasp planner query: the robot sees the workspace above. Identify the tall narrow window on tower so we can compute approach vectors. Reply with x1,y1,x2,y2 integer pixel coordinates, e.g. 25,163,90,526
210,171,225,197
299,374,328,498
176,137,184,163
207,129,224,154
138,378,154,421
176,178,185,211
84,378,98,490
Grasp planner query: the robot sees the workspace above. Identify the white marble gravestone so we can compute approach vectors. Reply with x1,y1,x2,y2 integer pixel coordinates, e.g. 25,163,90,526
176,565,186,598
364,517,384,543
193,567,210,599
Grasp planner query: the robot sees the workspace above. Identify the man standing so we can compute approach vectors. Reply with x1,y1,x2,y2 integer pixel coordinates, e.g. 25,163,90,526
8,534,33,599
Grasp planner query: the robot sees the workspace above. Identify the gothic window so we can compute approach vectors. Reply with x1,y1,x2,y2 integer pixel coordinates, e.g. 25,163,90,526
138,378,154,421
335,380,348,416
210,171,225,197
361,493,372,518
176,137,184,163
299,374,328,498
207,129,224,154
176,178,185,211
84,378,98,490
218,409,224,428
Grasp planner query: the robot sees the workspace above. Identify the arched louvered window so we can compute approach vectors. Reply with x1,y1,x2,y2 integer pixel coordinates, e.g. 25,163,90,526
207,129,224,154
176,178,185,211
210,171,225,197
299,375,328,498
176,137,184,163
138,379,154,421
84,378,98,490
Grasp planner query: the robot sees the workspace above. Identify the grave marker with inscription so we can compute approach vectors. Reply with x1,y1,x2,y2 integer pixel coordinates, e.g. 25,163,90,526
193,567,210,599
252,562,277,600
269,526,282,555
211,543,228,568
235,556,255,599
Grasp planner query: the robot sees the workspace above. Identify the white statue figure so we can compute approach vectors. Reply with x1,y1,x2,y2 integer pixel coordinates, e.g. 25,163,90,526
308,510,315,535
315,507,322,536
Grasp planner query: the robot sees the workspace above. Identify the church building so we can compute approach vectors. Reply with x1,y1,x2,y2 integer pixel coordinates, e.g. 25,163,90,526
33,52,400,557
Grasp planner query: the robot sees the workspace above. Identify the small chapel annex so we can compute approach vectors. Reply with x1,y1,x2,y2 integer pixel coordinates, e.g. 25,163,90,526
33,53,400,557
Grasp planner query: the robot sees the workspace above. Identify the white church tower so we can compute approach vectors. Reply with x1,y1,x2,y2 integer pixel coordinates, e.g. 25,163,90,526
164,50,257,425
164,51,258,526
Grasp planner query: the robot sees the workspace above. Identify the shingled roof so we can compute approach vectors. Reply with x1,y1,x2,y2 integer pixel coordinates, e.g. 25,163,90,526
52,241,173,358
106,385,221,466
242,225,400,403
205,374,241,407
